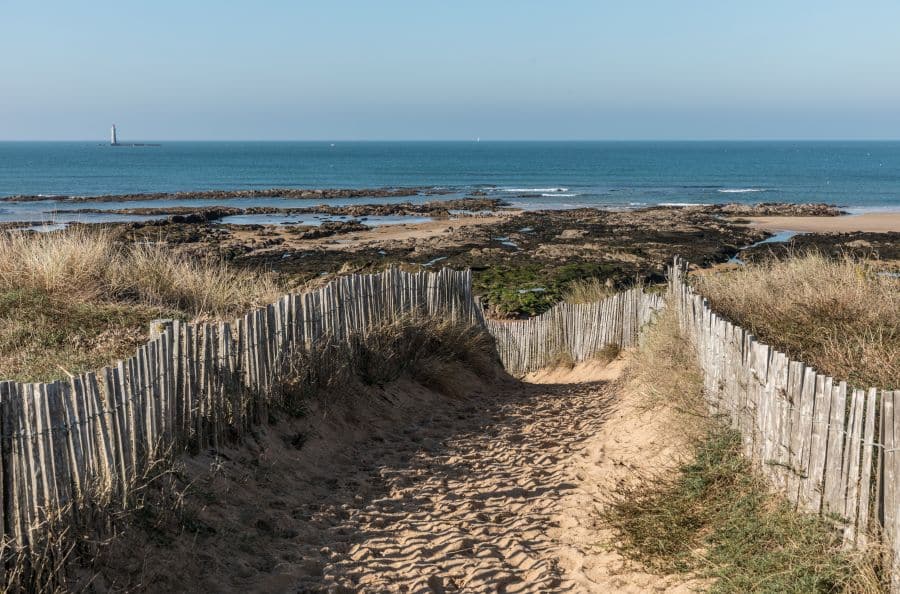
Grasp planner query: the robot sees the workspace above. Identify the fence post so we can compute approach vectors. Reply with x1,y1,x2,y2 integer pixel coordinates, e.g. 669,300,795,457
149,319,174,340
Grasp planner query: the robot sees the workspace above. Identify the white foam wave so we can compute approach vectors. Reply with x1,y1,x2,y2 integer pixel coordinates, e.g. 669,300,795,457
542,193,576,197
501,187,569,193
717,188,766,194
659,202,702,207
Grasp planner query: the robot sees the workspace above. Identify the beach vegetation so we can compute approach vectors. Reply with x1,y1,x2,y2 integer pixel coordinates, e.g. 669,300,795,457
0,228,282,381
604,426,881,593
694,252,899,389
604,310,883,593
474,261,622,317
562,276,616,304
0,287,179,382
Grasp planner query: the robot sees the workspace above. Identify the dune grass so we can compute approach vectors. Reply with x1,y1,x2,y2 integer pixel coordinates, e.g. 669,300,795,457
694,253,899,389
0,228,282,317
0,288,180,382
0,228,283,381
625,309,706,418
604,310,883,593
604,426,881,593
561,276,617,304
275,316,498,411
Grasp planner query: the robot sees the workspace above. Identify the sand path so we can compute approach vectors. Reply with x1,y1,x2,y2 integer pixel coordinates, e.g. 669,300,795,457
120,357,700,592
285,359,697,593
301,376,614,592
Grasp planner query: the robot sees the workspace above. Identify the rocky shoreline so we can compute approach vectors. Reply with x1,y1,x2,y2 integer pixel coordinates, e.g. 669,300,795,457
0,186,453,203
670,202,846,217
54,198,511,223
1,202,894,316
740,231,900,262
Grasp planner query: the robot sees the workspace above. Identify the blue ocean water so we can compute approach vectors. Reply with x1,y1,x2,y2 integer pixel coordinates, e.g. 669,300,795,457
1,141,899,224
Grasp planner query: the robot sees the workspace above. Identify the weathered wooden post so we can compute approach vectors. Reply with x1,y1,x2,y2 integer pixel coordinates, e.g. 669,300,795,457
149,319,174,340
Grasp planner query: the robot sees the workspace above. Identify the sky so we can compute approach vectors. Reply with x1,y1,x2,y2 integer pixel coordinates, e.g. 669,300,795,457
1,0,900,141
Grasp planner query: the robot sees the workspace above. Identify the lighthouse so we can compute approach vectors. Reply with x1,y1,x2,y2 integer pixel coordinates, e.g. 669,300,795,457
110,124,118,146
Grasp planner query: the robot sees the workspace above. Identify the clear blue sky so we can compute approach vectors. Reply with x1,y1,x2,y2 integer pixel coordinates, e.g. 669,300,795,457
2,0,899,140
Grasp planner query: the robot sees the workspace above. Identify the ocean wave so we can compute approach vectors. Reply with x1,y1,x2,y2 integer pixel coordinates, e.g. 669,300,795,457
717,188,766,194
542,193,576,197
501,187,569,193
659,202,703,207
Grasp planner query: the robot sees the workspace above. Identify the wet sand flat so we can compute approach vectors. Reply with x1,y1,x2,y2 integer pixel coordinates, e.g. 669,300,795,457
747,212,900,233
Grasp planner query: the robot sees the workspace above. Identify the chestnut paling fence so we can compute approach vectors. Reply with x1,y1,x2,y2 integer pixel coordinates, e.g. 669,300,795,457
483,287,666,375
6,258,897,587
0,266,664,554
0,267,479,551
669,257,900,590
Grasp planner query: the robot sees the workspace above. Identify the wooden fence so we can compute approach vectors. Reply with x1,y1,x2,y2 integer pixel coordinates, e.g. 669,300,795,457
669,257,900,589
483,287,666,375
0,267,478,550
5,256,897,584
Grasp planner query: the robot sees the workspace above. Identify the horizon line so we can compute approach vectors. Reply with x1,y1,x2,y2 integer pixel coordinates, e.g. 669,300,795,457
3,138,900,143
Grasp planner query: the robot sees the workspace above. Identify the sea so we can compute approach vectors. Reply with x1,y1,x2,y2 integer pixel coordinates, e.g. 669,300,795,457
1,141,899,227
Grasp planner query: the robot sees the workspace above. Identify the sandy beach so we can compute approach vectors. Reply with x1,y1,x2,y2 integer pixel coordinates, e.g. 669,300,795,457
747,212,900,233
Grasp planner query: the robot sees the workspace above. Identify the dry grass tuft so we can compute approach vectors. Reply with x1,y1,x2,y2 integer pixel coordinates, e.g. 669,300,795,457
0,226,116,300
626,309,707,419
694,252,899,389
562,277,616,304
0,229,282,318
603,426,884,593
546,351,577,370
274,316,498,411
113,243,281,318
0,229,283,381
605,311,885,592
592,343,622,365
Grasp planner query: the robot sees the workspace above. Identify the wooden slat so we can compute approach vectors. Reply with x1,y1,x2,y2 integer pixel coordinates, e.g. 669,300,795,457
93,372,116,493
794,366,818,509
823,381,849,517
890,391,900,593
0,382,11,544
73,376,96,483
3,382,28,547
21,384,46,534
171,320,184,448
857,388,878,549
102,367,128,499
116,360,136,481
45,382,71,511
38,384,61,514
59,379,84,503
806,375,833,513
842,389,866,545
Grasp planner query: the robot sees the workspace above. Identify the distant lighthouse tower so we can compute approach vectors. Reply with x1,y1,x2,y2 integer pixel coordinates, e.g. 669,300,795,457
110,124,118,146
